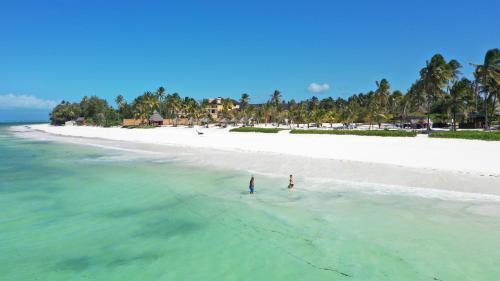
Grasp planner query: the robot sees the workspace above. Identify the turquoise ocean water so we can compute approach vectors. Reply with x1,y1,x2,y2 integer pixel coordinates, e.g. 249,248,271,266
1,123,500,280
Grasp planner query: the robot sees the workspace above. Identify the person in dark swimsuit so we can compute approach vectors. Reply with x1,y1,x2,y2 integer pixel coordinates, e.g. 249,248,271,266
249,176,255,194
288,174,294,189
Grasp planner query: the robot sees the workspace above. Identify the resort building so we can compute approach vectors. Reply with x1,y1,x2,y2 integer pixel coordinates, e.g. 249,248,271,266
208,97,240,118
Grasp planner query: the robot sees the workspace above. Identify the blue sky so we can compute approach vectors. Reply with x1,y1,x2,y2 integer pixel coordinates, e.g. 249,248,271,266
1,0,499,121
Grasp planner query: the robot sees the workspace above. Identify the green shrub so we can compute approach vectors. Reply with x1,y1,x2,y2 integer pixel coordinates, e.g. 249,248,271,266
122,125,156,129
290,129,417,137
429,131,500,141
230,127,285,133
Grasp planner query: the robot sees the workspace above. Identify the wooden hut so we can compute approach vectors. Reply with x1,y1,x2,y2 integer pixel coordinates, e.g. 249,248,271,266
76,117,86,126
200,117,210,128
149,111,164,126
218,117,227,128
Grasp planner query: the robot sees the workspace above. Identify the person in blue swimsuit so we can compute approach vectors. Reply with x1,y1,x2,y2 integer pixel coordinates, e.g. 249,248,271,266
249,175,255,194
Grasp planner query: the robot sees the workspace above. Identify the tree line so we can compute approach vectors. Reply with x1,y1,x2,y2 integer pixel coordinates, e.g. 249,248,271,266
51,49,499,129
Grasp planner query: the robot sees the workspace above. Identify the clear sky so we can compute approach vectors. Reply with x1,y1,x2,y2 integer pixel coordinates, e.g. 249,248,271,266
1,0,499,121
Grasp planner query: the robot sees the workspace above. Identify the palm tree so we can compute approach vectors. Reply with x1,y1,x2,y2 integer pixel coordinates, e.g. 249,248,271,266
324,110,337,128
133,103,149,125
240,93,250,109
311,109,325,128
221,98,235,120
115,95,125,108
373,79,391,128
395,93,413,128
447,78,474,131
144,92,160,113
473,48,500,130
295,103,308,127
156,86,166,115
262,103,273,126
270,90,282,110
165,93,182,118
418,54,457,131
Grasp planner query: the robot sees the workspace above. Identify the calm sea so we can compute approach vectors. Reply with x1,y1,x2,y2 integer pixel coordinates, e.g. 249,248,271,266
1,123,499,280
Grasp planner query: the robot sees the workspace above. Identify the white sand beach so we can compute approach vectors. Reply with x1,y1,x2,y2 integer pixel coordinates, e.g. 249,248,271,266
16,124,500,197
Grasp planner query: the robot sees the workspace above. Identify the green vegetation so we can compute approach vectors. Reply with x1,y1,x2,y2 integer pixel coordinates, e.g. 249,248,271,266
230,127,285,133
50,97,120,126
122,125,156,129
50,49,499,129
290,129,417,137
429,131,500,141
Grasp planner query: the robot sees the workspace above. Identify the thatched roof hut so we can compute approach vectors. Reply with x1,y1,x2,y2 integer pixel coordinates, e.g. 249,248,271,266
149,111,164,126
76,117,85,126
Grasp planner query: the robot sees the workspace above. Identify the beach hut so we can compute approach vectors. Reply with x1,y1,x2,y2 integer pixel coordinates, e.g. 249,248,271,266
240,117,248,126
200,117,210,128
218,117,227,128
230,117,238,126
248,117,256,126
76,117,85,126
149,111,164,126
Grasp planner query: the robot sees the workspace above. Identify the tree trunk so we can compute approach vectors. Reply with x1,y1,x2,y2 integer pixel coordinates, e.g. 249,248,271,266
452,110,456,131
484,93,489,131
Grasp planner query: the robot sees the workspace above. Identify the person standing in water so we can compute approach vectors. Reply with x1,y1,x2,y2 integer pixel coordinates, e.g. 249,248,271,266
288,174,294,189
249,175,255,194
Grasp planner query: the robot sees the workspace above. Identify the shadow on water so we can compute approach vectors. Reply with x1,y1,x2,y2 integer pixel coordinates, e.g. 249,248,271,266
107,251,164,268
18,194,53,201
55,251,166,273
55,256,92,272
133,218,204,239
102,195,201,219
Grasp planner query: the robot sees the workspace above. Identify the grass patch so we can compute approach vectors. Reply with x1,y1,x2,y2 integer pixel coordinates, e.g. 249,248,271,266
290,129,417,137
230,127,285,133
429,131,500,141
122,125,156,129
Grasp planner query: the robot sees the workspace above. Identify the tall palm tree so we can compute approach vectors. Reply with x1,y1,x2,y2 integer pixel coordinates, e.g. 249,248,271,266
447,78,474,131
262,103,273,126
240,93,250,109
473,48,500,130
418,54,457,131
144,92,160,113
373,79,391,128
324,110,337,128
133,103,149,125
270,90,282,110
311,109,325,128
221,98,235,120
395,93,413,128
115,95,125,108
375,79,390,106
156,86,166,115
165,93,182,118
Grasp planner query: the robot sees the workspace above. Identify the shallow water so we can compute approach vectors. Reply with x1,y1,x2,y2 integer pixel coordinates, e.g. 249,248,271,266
1,124,500,280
